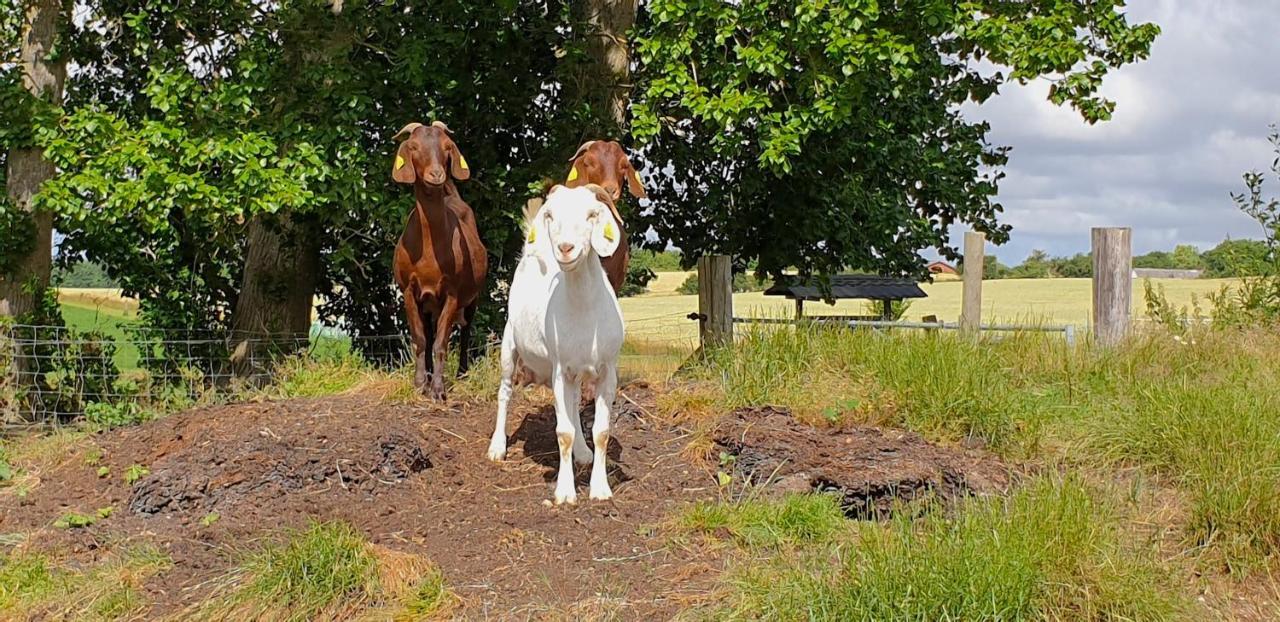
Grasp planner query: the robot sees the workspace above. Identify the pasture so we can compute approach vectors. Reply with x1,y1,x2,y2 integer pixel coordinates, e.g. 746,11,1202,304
3,315,1280,619
624,273,1230,348
51,276,1232,380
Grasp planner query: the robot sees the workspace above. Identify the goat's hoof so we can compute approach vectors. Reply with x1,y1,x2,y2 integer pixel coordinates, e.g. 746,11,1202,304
589,476,613,500
486,439,507,462
554,489,577,505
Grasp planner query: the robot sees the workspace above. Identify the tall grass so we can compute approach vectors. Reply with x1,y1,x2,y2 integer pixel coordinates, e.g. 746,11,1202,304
1081,330,1280,572
700,477,1188,621
698,323,1078,454
688,323,1280,574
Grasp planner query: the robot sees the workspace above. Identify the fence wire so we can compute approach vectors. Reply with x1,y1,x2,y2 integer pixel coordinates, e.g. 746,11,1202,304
1,324,415,425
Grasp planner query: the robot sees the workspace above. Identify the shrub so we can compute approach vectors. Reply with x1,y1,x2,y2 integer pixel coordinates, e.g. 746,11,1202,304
676,271,769,295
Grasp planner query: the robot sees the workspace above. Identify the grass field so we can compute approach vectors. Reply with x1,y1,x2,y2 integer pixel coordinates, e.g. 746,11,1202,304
51,277,1234,377
622,274,1236,345
55,290,142,370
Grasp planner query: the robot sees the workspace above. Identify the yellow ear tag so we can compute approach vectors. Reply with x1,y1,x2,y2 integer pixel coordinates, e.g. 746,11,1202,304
526,227,536,244
395,155,405,170
458,154,468,170
603,221,616,243
567,166,579,182
633,170,642,185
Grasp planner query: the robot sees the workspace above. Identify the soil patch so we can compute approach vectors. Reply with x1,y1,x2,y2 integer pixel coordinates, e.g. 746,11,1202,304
715,406,1008,519
1,386,1010,619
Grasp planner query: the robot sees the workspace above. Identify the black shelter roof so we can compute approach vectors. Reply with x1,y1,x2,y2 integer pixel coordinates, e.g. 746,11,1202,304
763,275,928,301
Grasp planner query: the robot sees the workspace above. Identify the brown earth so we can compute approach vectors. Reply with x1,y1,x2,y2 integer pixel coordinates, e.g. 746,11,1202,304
0,382,1009,619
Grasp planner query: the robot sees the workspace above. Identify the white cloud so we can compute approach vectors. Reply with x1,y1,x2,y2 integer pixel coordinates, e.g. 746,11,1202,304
964,0,1280,261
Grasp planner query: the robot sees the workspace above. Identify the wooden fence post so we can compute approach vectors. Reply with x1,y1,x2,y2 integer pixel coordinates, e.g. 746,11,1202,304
960,231,985,334
697,255,733,349
1092,227,1132,347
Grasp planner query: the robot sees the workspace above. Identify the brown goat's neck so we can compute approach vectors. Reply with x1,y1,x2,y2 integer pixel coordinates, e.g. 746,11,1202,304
412,182,458,227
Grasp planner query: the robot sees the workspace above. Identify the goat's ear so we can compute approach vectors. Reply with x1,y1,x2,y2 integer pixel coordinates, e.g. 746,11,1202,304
523,198,543,225
589,204,622,258
449,144,470,181
622,156,646,198
392,142,416,184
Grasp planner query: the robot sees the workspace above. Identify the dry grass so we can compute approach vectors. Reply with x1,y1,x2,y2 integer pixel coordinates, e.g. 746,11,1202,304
620,274,1238,343
0,429,91,499
56,288,139,316
0,543,172,621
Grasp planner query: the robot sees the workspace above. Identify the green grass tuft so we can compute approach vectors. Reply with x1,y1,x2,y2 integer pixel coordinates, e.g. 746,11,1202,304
216,521,380,621
707,476,1188,621
397,567,450,619
273,352,373,399
0,555,56,612
680,493,848,548
0,545,171,620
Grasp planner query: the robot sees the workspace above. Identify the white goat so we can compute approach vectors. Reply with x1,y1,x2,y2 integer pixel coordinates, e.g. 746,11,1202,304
487,184,625,504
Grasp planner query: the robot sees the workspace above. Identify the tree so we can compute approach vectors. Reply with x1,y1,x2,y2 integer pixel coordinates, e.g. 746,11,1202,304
1133,250,1174,269
0,0,67,319
631,1,1158,289
970,255,1010,280
1009,249,1052,279
40,1,581,364
1049,253,1092,278
1170,244,1204,270
1202,240,1269,278
1232,125,1280,261
574,0,639,131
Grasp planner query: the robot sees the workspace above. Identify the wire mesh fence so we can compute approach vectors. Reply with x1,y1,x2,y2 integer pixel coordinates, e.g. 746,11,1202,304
0,318,697,426
1,323,416,425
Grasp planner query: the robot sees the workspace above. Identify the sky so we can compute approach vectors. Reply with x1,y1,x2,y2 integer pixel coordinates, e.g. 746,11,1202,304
958,0,1280,264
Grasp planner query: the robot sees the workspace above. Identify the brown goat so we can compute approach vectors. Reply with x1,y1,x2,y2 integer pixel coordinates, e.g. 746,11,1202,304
564,140,646,294
392,121,488,400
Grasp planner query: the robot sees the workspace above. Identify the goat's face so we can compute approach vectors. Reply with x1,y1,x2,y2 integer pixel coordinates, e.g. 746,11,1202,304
392,121,470,188
538,185,621,270
566,141,645,201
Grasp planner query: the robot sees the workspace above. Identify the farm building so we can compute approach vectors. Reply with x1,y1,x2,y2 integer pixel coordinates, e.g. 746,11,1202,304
928,260,959,275
1132,268,1203,279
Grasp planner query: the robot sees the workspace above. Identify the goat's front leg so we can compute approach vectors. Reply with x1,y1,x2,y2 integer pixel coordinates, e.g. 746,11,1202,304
402,292,429,392
552,368,581,505
590,365,616,500
430,296,460,401
487,323,516,461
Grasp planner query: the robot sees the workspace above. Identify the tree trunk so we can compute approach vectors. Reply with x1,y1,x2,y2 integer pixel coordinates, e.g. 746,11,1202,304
577,0,638,131
0,0,67,319
229,213,320,378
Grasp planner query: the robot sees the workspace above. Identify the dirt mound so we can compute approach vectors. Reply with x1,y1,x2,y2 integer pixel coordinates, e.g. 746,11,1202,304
129,422,433,515
1,385,1010,618
716,406,1008,518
